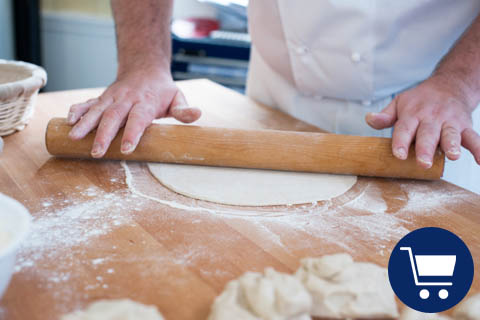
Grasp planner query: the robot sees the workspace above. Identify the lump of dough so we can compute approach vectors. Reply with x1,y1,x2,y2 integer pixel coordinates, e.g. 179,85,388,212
208,268,312,320
295,254,398,319
208,280,267,320
60,299,164,320
454,293,480,320
298,253,353,279
399,307,451,320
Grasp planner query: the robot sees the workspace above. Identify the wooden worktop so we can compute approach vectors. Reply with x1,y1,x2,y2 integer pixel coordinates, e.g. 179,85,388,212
0,79,479,319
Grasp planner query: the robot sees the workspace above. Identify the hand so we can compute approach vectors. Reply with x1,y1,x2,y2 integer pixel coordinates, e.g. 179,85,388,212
67,69,201,158
365,76,480,168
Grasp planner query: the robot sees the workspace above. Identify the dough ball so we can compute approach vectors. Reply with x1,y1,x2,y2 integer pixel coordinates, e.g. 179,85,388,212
454,293,480,320
208,268,312,320
60,299,164,320
399,307,451,320
295,254,398,319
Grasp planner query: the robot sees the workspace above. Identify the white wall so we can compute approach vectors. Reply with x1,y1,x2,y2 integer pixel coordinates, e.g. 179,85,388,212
41,12,117,91
40,0,216,91
0,0,15,60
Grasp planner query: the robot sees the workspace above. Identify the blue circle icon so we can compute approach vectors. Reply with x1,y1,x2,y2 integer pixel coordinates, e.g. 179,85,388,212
388,227,474,313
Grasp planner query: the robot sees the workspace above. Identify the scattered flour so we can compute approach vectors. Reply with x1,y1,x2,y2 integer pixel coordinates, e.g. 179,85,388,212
15,190,134,273
91,258,106,265
12,184,146,314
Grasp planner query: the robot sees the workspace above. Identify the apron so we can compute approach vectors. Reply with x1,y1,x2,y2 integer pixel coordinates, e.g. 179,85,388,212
246,0,480,193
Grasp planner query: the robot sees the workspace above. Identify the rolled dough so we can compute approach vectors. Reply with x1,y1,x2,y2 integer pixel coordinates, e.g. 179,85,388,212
147,163,357,206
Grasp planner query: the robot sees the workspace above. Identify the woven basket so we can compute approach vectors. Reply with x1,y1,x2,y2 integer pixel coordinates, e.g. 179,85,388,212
0,60,47,136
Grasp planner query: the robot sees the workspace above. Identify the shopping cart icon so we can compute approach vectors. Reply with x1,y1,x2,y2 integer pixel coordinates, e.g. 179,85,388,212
389,228,473,313
400,247,456,300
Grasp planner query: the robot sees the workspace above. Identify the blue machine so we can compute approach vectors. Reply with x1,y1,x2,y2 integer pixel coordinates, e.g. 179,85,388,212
171,0,250,92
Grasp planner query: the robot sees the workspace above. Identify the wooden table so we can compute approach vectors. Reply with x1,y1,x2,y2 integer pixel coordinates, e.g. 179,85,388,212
0,80,479,319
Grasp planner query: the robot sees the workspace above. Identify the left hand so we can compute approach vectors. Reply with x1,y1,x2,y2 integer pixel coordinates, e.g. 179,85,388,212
365,76,480,168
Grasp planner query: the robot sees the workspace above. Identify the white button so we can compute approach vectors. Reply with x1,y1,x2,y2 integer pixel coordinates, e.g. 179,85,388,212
362,100,372,106
351,52,361,63
296,46,309,55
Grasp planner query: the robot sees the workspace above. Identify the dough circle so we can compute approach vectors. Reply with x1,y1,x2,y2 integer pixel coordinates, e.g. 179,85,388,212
148,163,357,206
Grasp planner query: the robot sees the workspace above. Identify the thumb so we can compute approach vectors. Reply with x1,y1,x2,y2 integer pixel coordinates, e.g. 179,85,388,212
365,98,397,130
168,90,202,123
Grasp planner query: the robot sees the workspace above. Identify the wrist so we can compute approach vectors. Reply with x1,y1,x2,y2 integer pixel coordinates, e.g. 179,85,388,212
428,72,480,112
117,61,172,82
117,51,171,77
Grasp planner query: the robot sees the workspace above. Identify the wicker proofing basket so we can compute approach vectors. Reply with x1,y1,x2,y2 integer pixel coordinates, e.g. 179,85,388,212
0,60,47,136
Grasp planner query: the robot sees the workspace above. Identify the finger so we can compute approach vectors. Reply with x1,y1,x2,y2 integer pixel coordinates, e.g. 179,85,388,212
392,117,419,160
365,98,397,130
67,98,99,125
120,104,156,154
168,91,202,123
440,124,461,161
461,128,480,165
68,101,110,140
415,121,441,169
90,103,131,158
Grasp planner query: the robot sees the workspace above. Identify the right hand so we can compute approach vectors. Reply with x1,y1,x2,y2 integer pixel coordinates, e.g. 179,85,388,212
67,69,201,158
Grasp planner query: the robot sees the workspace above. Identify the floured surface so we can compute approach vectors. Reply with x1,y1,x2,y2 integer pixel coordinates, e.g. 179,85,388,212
2,82,478,320
147,163,357,206
4,161,476,320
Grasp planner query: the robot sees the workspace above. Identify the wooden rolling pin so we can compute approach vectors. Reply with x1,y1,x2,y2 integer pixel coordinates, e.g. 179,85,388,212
46,118,444,180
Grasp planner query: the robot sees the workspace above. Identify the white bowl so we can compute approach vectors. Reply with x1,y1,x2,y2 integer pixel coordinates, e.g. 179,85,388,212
0,193,31,298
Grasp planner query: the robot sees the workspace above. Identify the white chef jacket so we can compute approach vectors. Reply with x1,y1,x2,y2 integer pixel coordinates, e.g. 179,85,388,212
246,0,480,193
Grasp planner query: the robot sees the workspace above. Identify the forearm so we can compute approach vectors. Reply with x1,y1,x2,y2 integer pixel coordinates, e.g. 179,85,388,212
111,0,173,77
432,13,480,110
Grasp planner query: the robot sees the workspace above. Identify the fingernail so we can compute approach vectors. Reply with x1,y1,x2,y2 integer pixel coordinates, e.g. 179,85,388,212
447,148,460,156
121,142,135,154
91,143,104,157
418,156,433,168
394,147,407,160
175,105,190,111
